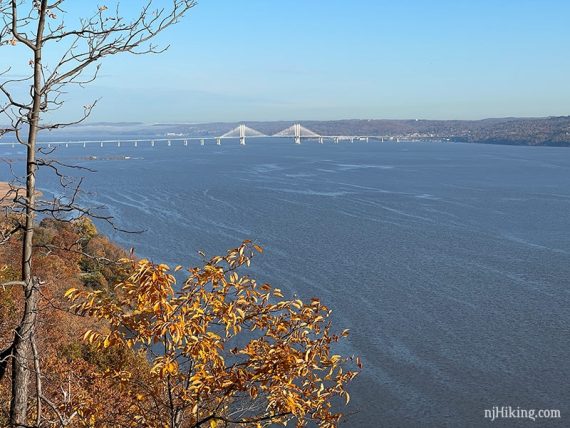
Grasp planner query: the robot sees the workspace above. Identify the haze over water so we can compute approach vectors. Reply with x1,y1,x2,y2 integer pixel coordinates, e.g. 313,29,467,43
2,139,569,426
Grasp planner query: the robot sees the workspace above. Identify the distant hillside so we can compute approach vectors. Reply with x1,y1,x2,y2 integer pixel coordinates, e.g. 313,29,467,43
3,116,570,146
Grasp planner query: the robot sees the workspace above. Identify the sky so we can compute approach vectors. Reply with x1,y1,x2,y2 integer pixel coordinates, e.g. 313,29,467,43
2,0,570,123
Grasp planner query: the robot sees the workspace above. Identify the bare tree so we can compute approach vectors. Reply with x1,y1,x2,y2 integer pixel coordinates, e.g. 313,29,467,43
0,1,196,426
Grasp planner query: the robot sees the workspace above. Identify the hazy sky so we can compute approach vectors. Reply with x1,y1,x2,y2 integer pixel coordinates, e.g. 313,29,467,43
3,0,570,123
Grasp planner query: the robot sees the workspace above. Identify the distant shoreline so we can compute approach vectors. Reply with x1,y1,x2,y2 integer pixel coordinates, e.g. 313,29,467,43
0,182,13,206
0,181,11,194
1,117,568,147
0,182,42,207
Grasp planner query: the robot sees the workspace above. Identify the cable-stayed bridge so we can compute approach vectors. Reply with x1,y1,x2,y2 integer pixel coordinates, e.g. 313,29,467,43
274,124,321,145
0,123,403,148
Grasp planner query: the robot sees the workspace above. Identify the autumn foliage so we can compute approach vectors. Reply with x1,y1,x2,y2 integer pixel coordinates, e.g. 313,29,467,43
0,217,140,426
1,218,358,427
67,241,358,427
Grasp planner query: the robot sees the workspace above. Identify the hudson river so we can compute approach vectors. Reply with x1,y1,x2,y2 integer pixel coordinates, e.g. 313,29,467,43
2,139,569,426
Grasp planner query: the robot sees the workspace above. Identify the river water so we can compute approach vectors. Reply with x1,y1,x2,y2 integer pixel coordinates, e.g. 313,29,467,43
2,139,569,427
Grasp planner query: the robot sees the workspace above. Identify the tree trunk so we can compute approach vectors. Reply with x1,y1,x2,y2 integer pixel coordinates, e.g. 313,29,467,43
10,2,47,425
10,279,39,427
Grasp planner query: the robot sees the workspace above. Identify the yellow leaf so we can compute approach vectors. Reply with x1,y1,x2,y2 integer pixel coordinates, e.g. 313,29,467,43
165,361,178,374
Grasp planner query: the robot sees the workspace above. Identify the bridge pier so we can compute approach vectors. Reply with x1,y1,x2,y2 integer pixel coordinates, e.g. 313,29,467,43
200,139,205,146
216,138,222,146
319,137,324,144
100,142,104,147
168,140,171,147
134,141,138,147
334,137,339,144
184,140,188,146
117,141,121,147
151,140,155,147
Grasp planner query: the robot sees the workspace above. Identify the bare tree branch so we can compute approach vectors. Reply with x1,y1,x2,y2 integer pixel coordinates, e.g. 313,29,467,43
0,1,196,424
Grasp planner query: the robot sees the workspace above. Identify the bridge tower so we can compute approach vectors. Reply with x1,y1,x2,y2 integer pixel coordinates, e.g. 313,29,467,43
294,123,301,145
240,124,246,146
